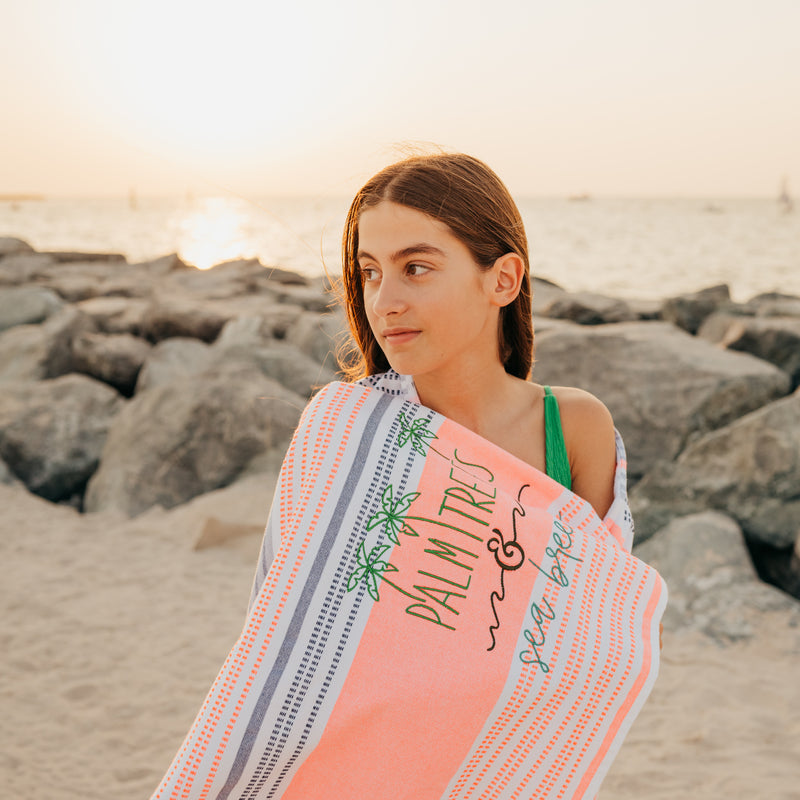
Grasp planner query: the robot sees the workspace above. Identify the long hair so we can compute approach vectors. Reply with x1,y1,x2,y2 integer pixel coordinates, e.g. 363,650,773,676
340,153,533,380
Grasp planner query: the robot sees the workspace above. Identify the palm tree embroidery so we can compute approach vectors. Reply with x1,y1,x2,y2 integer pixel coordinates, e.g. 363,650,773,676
366,484,421,543
347,541,421,602
397,412,443,457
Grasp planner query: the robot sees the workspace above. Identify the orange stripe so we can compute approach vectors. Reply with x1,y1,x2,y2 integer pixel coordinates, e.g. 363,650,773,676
570,573,662,799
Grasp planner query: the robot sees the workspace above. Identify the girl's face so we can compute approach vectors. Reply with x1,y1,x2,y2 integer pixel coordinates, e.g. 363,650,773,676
356,201,502,382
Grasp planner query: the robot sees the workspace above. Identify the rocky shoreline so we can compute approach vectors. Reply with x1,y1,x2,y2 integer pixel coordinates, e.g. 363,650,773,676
2,234,799,633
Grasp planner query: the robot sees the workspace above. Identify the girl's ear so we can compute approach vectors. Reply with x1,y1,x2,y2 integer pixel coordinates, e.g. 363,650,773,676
488,253,525,308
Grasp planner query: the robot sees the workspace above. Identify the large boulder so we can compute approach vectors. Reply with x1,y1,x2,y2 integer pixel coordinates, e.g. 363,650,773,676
0,252,57,286
139,298,231,343
130,252,191,276
538,291,637,325
633,512,800,641
630,388,800,548
75,296,150,335
217,341,336,398
744,291,800,319
71,332,152,396
0,237,34,257
32,259,136,302
660,284,731,334
531,277,568,318
135,322,331,398
0,454,18,486
0,374,123,502
0,286,64,332
531,321,790,480
84,365,303,516
156,258,307,301
700,315,800,388
285,309,348,371
134,338,214,393
0,306,96,383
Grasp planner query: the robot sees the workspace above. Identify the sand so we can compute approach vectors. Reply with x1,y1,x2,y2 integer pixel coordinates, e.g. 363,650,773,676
1,479,799,799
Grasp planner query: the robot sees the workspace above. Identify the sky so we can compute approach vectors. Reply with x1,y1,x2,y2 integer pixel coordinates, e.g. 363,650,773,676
2,0,799,198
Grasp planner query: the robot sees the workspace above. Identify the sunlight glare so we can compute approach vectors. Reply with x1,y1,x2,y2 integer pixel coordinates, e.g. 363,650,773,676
173,197,258,270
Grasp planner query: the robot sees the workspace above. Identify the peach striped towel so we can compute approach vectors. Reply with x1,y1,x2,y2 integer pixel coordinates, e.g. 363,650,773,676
152,377,667,799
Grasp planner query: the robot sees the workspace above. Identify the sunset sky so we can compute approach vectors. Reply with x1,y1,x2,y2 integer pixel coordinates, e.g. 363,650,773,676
3,0,799,198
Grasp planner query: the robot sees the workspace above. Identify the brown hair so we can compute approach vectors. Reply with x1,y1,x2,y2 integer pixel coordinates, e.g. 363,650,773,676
340,152,533,380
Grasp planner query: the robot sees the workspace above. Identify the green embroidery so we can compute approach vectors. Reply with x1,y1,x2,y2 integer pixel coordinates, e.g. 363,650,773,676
397,412,439,457
366,484,421,544
347,541,421,602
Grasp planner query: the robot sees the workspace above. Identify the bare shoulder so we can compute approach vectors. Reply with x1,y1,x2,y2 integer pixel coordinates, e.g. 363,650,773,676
548,386,615,438
548,386,617,517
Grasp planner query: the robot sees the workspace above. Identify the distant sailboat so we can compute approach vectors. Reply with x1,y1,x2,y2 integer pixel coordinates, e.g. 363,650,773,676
778,176,794,213
128,187,138,210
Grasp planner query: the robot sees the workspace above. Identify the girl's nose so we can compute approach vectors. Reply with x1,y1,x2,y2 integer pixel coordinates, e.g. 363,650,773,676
370,273,407,317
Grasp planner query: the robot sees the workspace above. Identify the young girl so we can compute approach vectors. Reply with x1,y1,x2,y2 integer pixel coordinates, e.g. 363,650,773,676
341,152,618,518
152,153,665,800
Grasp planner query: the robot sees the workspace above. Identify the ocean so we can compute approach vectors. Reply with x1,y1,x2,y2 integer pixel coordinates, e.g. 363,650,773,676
1,195,798,302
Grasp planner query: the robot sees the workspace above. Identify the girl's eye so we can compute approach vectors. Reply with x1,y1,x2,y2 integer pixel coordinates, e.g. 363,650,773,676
360,266,379,282
406,263,430,277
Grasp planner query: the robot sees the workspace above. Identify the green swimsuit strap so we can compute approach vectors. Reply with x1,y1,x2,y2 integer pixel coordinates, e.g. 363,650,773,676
543,386,572,491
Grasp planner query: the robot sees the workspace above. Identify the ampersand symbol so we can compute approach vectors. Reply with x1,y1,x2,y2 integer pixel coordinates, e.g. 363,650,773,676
487,529,525,571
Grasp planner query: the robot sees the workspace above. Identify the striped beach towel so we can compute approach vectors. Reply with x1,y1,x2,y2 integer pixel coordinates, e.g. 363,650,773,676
152,375,666,800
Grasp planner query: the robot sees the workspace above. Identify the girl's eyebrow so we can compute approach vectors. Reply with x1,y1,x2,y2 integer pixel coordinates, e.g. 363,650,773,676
357,243,446,263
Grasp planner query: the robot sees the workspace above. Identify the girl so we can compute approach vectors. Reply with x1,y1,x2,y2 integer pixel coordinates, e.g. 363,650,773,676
341,152,618,518
152,153,665,800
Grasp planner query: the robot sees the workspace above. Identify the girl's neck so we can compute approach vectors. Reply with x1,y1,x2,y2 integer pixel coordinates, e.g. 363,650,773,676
412,360,521,437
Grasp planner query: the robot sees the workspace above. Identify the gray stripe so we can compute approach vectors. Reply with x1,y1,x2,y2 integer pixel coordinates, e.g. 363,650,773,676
216,391,393,799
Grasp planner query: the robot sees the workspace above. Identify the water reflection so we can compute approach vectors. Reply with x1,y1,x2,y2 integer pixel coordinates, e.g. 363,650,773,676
171,196,258,270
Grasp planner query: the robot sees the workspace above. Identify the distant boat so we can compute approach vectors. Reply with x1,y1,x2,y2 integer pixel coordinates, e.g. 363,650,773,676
128,187,138,210
567,193,592,202
778,176,794,213
703,203,725,214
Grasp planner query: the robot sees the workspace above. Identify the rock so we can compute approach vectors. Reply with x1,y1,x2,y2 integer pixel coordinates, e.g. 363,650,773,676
0,454,19,485
696,309,754,343
630,388,800,547
139,298,231,343
131,252,191,275
218,341,336,398
271,284,332,313
716,317,800,388
84,365,303,516
158,259,307,301
532,321,790,480
0,286,64,331
71,332,152,396
33,260,144,302
0,237,34,257
538,291,637,324
0,374,123,502
285,309,348,370
75,296,150,335
625,298,663,320
633,512,800,641
134,338,214,393
660,283,731,334
0,306,96,383
0,252,57,285
43,251,126,263
213,314,275,350
745,291,800,319
531,277,567,318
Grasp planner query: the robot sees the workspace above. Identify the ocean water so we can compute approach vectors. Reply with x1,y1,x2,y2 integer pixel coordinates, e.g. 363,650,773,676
1,195,798,302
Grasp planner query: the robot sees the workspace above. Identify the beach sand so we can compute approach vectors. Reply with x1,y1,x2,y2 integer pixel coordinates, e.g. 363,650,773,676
1,479,798,799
